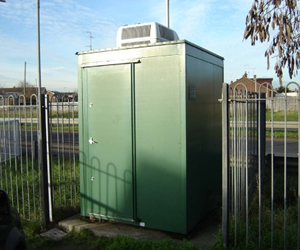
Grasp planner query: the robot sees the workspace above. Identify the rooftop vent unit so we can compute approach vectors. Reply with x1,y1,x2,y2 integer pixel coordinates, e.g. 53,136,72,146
116,22,179,47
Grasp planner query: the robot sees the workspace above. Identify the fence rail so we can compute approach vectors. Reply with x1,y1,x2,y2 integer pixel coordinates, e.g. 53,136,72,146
222,82,300,249
0,94,79,222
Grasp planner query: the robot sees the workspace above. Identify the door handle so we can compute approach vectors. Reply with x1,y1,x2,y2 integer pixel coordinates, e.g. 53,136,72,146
89,137,97,144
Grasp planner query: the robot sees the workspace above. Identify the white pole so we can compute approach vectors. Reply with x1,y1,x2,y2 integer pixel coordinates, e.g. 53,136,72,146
166,0,169,28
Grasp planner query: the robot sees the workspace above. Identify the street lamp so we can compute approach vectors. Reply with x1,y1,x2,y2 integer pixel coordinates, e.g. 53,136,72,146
0,1,6,3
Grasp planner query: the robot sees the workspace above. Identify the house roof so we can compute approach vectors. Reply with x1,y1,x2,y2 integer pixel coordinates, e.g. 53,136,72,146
230,73,273,92
230,76,254,88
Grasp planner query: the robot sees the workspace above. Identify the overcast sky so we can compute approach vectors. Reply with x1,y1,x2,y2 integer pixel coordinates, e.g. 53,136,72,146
0,0,296,91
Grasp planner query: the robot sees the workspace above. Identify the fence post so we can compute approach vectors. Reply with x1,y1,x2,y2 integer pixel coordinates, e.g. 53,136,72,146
259,93,266,173
44,95,53,222
221,83,230,248
39,94,49,226
258,92,266,248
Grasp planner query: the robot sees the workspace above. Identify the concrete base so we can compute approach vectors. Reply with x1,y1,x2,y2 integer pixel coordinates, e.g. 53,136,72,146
58,214,220,249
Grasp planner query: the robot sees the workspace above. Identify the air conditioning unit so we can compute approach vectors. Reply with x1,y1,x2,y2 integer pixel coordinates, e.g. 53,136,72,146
116,22,179,47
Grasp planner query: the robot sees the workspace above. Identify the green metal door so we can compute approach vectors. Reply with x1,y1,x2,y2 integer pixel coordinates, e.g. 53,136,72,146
82,64,134,222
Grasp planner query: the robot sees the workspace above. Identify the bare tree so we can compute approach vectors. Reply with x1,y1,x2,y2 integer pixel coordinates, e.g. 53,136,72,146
244,0,300,85
17,81,34,89
17,81,36,103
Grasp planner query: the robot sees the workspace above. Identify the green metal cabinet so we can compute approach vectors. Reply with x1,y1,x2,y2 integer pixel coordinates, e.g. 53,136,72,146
77,40,224,234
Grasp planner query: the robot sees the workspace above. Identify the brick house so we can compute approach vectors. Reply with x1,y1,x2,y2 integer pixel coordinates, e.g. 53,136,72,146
229,72,273,97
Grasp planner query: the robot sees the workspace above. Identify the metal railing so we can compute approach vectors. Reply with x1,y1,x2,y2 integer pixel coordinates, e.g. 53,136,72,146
48,95,79,215
0,94,79,222
222,82,300,249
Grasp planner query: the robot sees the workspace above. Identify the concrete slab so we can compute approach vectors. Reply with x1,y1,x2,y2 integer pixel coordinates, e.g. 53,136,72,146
40,228,68,241
58,214,220,249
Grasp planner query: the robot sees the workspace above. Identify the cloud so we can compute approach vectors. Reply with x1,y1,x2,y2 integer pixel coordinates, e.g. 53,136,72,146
0,0,292,90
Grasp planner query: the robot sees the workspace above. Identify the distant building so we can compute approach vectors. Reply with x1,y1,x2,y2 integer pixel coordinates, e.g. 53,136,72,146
47,91,78,102
0,87,77,104
229,72,273,97
0,87,46,105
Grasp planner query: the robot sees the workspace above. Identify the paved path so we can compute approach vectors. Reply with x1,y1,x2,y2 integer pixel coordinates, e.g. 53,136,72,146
58,214,220,249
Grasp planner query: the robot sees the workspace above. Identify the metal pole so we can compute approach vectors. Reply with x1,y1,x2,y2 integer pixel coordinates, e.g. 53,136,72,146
166,0,169,28
258,93,266,249
221,83,230,248
37,0,49,226
24,62,26,100
44,94,53,222
37,1,41,99
259,93,266,173
284,90,287,250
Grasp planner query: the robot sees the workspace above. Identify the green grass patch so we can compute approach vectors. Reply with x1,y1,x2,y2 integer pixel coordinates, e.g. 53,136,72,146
266,110,298,121
0,155,80,221
50,124,79,132
230,110,299,122
20,124,79,131
215,170,299,249
0,110,78,119
50,111,78,119
23,224,198,250
229,128,298,139
266,130,298,139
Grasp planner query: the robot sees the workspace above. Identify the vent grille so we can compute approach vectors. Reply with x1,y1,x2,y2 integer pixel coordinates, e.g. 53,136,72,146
121,25,151,40
159,25,175,40
121,40,151,47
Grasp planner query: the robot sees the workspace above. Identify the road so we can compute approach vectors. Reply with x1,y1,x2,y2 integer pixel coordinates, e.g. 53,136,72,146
230,137,298,158
231,121,299,131
266,138,298,158
20,130,78,143
19,130,79,156
19,130,298,158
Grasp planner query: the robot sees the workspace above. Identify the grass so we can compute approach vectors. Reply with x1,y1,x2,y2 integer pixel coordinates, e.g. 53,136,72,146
266,110,298,122
0,155,80,221
214,169,299,249
13,156,202,250
0,109,78,119
23,222,199,250
266,130,298,139
229,128,298,139
230,110,298,122
20,124,79,131
229,109,299,139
